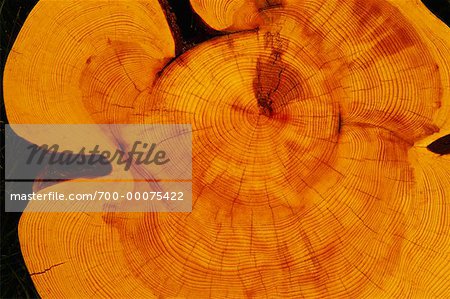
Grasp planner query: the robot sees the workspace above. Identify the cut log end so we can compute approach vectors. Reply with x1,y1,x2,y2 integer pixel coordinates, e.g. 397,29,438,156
5,0,450,297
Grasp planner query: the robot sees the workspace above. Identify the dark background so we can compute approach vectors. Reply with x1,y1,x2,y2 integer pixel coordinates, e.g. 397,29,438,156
1,1,41,297
1,0,449,298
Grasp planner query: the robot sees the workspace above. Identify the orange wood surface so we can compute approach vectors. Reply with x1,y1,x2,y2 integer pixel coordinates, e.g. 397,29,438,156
4,0,450,297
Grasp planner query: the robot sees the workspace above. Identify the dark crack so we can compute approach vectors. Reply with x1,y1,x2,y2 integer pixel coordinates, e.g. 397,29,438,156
30,262,66,276
427,134,450,155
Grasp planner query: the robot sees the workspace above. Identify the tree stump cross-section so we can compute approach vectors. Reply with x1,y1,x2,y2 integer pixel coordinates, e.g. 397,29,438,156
3,0,450,297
